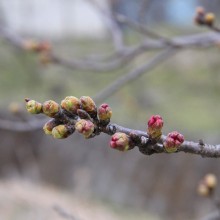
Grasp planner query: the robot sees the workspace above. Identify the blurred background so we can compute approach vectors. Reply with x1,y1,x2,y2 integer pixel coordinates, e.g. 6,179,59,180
0,0,220,219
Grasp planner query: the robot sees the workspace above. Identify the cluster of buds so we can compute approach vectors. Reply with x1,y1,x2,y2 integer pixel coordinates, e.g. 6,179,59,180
197,173,217,197
163,131,184,153
22,39,52,65
23,39,51,53
26,98,187,155
25,96,112,140
194,7,215,27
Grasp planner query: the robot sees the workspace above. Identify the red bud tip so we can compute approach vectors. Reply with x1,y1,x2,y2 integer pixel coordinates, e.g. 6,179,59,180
147,115,163,139
110,132,130,151
164,131,184,153
80,96,96,113
75,119,95,138
42,100,60,117
98,103,112,121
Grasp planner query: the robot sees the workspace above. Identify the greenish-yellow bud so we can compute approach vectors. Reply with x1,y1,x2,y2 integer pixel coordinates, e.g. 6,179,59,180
80,96,96,113
52,125,69,139
25,99,42,114
43,119,59,135
61,96,81,114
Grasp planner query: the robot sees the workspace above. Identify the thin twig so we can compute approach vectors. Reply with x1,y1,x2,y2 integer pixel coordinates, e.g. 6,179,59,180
115,13,172,44
1,26,220,72
94,47,177,103
85,0,125,52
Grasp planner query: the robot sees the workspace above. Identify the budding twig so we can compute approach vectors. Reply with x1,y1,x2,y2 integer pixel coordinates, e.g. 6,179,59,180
94,47,177,103
22,96,220,158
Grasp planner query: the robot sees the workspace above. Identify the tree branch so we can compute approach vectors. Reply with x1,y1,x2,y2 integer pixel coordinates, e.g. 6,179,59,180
0,118,47,132
21,98,220,158
1,26,220,72
94,47,177,103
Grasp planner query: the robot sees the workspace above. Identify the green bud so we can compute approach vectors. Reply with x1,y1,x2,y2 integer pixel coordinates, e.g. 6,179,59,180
25,99,42,114
52,125,70,139
80,96,96,113
43,119,59,135
61,96,81,114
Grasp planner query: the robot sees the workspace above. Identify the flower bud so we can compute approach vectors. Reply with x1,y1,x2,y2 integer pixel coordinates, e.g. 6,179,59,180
147,115,163,139
110,132,131,151
25,99,42,114
196,7,205,16
52,125,72,139
80,96,96,113
194,7,205,25
9,102,23,115
75,119,95,138
98,103,112,122
204,173,217,190
61,96,81,114
23,40,39,51
42,100,60,117
204,13,215,26
163,131,184,153
23,40,51,53
197,183,209,197
43,119,59,135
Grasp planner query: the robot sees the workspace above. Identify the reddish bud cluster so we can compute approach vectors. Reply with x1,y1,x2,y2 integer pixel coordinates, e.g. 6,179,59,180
147,115,163,139
25,96,188,157
194,7,215,27
163,131,184,153
23,40,51,53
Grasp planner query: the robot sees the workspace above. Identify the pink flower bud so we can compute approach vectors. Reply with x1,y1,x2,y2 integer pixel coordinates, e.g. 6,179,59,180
80,96,96,113
147,115,163,139
164,131,184,153
98,103,112,121
61,96,81,114
25,99,42,114
42,100,60,117
110,132,130,151
75,119,95,138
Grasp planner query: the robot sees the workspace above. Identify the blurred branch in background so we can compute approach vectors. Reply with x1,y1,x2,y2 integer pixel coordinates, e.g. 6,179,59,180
0,4,220,134
53,205,80,220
